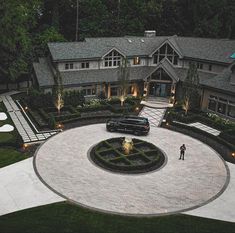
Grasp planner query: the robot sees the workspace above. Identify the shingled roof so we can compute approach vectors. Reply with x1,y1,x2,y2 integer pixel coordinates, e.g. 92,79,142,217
48,36,235,64
33,58,54,87
200,63,235,94
60,66,156,86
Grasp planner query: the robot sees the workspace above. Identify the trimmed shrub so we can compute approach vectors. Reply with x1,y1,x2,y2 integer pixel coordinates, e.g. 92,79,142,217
48,114,56,129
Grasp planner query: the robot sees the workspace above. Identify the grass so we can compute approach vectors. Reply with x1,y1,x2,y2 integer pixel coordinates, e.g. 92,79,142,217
0,148,29,168
0,202,234,233
0,132,14,143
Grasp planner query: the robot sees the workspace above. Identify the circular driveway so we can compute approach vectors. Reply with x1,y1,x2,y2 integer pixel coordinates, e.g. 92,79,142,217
34,124,229,216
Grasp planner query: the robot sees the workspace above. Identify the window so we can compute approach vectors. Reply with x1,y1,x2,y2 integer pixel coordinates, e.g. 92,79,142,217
111,87,118,96
153,43,179,65
82,86,96,96
197,63,203,70
228,101,235,118
217,102,226,114
209,64,212,71
133,57,141,65
208,99,217,111
104,50,122,67
65,63,74,70
81,62,89,69
207,95,235,118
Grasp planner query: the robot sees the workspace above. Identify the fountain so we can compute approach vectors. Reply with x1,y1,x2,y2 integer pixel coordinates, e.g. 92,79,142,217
90,137,166,174
122,137,133,155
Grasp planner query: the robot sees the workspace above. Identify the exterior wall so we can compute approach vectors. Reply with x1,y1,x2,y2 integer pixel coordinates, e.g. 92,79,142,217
57,61,99,71
201,89,235,121
182,59,226,73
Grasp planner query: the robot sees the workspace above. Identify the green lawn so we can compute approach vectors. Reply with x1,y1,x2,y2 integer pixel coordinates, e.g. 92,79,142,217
0,148,29,168
0,202,234,233
0,132,13,143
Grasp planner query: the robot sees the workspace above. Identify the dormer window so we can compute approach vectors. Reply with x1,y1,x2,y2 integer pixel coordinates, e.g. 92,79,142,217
104,50,122,67
65,63,74,70
81,62,89,69
153,43,179,65
133,57,141,65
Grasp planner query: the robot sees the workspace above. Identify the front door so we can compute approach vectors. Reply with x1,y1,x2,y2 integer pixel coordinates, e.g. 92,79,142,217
149,82,171,97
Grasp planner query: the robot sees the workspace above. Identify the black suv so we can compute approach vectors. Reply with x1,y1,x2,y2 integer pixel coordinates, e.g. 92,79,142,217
106,116,150,135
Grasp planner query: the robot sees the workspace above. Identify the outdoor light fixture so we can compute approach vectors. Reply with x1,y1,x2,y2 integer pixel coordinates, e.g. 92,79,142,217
232,152,235,157
25,106,28,111
162,119,166,123
166,122,169,126
23,144,28,150
135,107,139,111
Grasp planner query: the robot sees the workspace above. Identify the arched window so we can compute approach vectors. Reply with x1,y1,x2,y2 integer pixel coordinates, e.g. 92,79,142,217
104,50,122,67
153,43,179,65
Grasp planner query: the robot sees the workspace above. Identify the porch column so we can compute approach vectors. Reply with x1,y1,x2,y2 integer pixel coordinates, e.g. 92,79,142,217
107,83,111,99
143,81,149,97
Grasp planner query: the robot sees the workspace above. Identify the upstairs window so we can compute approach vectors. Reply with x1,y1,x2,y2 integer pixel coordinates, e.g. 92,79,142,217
104,50,122,67
209,64,212,71
81,62,89,69
153,43,179,65
197,62,203,70
65,63,74,70
133,57,141,65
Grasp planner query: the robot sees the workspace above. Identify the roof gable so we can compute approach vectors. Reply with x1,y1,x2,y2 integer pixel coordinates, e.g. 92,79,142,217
101,47,126,59
149,38,183,58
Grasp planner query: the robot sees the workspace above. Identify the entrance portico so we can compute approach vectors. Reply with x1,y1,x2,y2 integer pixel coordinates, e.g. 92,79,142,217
143,58,179,102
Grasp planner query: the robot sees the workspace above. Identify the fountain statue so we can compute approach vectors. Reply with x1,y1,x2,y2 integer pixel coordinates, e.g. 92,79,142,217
122,137,133,155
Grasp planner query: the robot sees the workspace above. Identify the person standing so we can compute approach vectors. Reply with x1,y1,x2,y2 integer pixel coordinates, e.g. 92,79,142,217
179,144,186,160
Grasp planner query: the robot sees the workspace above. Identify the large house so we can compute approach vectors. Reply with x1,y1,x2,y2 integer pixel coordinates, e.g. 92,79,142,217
33,31,235,120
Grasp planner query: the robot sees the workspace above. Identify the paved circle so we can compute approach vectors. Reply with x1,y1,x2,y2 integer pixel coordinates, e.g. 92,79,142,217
34,124,229,216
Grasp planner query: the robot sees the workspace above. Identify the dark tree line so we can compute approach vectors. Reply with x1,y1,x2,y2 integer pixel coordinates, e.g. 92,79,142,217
0,0,234,83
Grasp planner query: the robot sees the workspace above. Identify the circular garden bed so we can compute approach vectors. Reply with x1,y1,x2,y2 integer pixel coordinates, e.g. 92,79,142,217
90,137,166,174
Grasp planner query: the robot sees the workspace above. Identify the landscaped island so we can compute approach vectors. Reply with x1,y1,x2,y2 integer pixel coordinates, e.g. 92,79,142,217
90,137,166,174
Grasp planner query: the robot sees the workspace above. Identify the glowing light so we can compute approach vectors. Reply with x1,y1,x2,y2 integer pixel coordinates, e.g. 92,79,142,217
23,144,28,149
232,152,235,157
25,106,28,111
122,137,133,155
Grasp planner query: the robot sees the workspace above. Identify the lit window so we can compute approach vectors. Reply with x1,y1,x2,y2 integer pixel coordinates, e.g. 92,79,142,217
81,62,89,69
133,57,141,65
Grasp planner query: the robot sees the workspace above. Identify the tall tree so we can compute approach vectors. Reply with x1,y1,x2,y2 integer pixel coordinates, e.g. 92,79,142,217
0,0,41,83
53,69,64,115
182,62,200,114
118,58,130,106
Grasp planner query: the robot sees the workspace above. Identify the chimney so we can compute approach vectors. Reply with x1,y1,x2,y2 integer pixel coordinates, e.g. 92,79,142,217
144,30,156,37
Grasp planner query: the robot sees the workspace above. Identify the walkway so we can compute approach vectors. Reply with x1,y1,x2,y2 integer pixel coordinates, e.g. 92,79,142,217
139,107,166,127
1,95,58,143
174,121,221,136
0,158,64,216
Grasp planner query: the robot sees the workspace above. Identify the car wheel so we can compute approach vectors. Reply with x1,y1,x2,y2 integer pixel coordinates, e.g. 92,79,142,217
108,127,115,132
134,131,139,136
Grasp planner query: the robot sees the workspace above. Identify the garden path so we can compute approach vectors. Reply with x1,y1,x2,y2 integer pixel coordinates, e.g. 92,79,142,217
1,94,58,143
139,107,166,127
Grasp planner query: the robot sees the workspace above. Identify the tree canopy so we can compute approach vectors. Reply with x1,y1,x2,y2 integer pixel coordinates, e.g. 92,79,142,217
0,0,234,83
